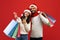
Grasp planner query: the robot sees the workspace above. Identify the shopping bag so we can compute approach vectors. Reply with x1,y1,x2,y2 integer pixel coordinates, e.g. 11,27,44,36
40,13,56,27
17,25,20,37
46,13,56,27
3,19,18,37
8,23,18,37
46,13,56,23
12,24,19,38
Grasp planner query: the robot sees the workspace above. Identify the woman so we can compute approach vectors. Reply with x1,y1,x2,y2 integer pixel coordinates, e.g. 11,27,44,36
13,9,31,40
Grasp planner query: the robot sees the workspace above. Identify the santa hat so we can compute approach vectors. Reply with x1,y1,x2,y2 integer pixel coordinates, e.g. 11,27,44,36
29,4,37,9
21,9,31,16
24,9,31,14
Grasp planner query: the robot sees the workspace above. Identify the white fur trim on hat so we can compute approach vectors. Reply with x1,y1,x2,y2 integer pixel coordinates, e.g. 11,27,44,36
24,9,31,14
29,4,37,9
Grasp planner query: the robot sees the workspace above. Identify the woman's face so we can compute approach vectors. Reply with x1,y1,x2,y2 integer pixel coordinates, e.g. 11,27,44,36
24,12,30,17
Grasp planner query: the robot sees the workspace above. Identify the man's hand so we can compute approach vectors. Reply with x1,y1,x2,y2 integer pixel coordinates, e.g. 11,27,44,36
41,12,47,18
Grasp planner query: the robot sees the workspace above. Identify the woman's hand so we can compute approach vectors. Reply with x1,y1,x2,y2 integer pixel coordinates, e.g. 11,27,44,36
13,12,18,19
22,19,27,25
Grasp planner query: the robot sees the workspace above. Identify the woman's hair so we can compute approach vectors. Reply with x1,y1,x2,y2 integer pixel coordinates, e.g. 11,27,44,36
21,13,31,24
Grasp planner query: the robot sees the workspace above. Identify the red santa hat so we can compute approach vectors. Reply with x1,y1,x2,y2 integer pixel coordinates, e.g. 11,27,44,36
24,9,31,14
29,4,37,9
21,9,31,16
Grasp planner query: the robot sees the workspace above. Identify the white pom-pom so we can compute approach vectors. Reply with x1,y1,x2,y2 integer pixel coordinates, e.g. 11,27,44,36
38,11,41,14
21,14,23,16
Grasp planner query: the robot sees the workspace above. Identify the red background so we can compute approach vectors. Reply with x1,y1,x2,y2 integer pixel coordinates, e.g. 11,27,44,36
0,0,60,40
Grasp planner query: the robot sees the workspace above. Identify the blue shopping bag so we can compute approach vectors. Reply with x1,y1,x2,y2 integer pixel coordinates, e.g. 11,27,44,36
3,19,18,37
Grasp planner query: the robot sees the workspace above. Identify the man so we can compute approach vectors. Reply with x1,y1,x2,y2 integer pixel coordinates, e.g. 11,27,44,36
29,4,52,40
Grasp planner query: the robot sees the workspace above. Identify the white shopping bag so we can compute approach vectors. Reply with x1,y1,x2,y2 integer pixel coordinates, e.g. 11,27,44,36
3,19,18,37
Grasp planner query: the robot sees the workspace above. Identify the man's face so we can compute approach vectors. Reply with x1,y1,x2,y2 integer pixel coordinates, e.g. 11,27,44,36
30,6,37,13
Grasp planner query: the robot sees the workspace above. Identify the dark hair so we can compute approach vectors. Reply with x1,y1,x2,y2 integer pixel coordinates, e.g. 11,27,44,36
21,13,31,24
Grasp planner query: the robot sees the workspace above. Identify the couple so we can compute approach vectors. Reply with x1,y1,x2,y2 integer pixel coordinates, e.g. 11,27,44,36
13,4,52,40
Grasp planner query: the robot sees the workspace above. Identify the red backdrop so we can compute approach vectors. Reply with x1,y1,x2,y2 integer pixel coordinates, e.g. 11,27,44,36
0,0,60,40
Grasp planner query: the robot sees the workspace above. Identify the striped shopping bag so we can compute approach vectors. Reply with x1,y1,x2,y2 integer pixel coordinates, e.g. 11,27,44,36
3,19,18,38
8,23,18,37
46,13,56,23
46,13,56,27
12,24,19,38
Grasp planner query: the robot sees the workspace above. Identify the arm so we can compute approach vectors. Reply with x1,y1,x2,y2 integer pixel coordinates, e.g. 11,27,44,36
13,12,22,23
39,12,52,27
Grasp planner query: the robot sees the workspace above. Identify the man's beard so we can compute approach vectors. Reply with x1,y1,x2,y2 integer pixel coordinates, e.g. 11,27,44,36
31,10,36,17
31,10,36,13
